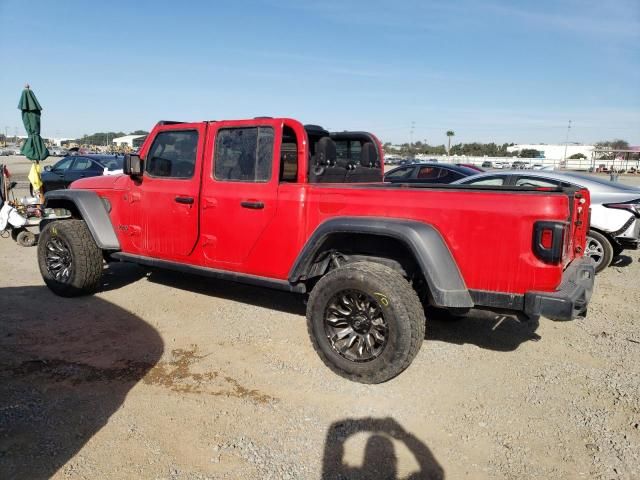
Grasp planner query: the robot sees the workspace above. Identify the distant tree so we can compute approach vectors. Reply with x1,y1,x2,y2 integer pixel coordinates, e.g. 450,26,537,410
130,130,149,135
519,149,541,158
596,139,629,150
446,130,455,154
75,131,127,145
569,153,586,159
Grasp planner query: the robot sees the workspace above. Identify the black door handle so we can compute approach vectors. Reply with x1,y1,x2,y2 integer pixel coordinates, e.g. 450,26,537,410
240,201,264,209
175,196,194,205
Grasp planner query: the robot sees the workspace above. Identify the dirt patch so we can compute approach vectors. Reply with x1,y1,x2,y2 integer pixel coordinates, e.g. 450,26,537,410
143,346,275,404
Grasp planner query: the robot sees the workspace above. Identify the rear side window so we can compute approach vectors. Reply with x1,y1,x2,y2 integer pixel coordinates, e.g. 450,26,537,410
515,177,559,188
214,127,274,182
467,176,505,186
417,166,441,180
71,157,100,171
146,130,198,178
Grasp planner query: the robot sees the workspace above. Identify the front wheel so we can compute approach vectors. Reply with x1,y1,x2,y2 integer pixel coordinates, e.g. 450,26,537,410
585,230,613,274
306,261,426,383
37,220,103,296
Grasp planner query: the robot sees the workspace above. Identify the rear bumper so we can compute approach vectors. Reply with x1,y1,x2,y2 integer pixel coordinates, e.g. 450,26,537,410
523,258,595,321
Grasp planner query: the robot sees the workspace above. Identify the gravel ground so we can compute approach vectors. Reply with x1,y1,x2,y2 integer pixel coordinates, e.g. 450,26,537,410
1,229,639,479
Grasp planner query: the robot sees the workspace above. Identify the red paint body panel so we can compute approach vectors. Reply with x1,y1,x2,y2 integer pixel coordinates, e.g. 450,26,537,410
71,118,589,297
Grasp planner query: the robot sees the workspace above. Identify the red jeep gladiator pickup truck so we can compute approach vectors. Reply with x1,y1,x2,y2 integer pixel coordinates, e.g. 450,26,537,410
38,117,595,383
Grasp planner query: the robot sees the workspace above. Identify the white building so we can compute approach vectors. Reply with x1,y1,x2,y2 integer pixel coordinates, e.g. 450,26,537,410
507,143,595,160
112,134,146,148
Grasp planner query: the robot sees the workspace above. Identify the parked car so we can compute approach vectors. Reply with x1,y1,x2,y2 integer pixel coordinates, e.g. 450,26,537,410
37,117,594,383
511,160,527,169
34,154,124,195
3,145,22,155
384,163,479,184
481,161,494,168
453,171,640,272
48,146,68,157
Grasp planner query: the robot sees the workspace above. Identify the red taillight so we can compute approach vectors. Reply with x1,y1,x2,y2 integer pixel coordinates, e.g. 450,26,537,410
541,229,553,249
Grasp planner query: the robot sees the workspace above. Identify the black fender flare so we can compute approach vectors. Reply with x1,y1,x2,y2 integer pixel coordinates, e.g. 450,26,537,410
288,217,473,308
44,190,120,250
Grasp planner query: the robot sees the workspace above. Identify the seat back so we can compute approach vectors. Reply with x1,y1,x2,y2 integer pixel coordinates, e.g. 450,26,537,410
308,137,347,183
346,142,382,182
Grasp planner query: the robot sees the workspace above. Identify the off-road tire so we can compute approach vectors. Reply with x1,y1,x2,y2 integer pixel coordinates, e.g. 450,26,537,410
38,220,103,297
586,229,613,274
306,261,425,383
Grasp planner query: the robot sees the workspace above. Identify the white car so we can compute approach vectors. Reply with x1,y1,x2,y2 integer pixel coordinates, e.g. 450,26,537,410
454,171,640,272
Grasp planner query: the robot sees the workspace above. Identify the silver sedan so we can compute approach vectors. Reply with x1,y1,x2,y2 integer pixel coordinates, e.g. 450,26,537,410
453,171,640,272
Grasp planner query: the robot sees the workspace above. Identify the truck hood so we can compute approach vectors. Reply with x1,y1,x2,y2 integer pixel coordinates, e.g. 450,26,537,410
71,174,128,190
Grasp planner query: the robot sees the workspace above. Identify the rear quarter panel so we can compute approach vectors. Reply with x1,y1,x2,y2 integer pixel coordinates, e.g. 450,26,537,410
261,185,573,294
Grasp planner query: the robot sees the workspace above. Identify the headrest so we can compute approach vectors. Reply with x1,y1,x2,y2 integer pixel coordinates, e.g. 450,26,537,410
315,137,337,166
360,142,378,167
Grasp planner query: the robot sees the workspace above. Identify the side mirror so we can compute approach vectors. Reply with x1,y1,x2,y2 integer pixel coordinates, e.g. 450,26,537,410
44,165,52,171
124,154,143,177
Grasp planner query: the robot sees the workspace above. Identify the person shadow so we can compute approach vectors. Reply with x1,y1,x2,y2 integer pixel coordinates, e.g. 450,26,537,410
0,286,163,480
322,417,444,480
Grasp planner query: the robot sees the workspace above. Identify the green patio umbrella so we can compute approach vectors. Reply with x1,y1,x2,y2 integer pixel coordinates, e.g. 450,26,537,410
18,84,49,162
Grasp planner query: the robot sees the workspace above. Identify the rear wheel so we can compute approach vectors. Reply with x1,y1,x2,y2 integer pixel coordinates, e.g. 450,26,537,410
585,230,613,273
37,220,103,296
306,261,425,383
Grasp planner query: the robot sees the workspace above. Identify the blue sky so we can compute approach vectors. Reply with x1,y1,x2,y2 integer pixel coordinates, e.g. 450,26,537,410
1,0,638,145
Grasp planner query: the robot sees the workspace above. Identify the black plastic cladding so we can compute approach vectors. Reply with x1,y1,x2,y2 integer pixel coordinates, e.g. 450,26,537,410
44,190,120,250
288,217,474,308
532,221,565,264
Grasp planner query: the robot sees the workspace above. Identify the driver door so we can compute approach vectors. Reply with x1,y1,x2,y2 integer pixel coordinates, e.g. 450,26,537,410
126,123,206,260
44,157,73,190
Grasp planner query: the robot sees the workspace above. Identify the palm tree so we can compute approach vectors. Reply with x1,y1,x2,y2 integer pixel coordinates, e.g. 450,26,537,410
446,130,455,156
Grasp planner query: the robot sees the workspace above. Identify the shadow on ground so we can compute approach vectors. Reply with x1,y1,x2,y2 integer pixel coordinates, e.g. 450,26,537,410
145,266,306,316
136,264,538,352
610,254,633,268
0,286,163,480
322,417,444,480
427,309,540,352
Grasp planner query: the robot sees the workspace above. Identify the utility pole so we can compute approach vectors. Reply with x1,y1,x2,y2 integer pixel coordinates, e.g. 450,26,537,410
409,121,415,156
562,120,571,168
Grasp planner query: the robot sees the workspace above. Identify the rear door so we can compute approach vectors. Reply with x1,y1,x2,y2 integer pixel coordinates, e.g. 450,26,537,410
199,119,280,267
128,123,206,259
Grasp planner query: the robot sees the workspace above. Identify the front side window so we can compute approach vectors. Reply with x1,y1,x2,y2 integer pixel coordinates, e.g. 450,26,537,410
52,157,73,171
146,130,198,179
386,167,412,179
214,127,273,182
